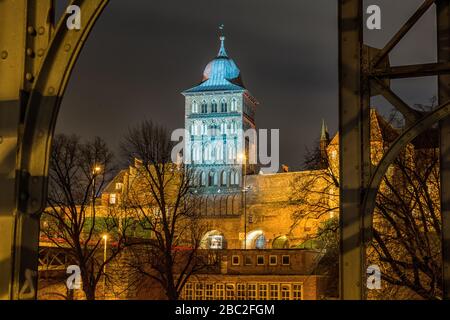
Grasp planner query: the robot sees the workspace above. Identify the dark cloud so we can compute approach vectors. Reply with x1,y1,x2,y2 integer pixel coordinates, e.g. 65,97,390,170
56,0,437,170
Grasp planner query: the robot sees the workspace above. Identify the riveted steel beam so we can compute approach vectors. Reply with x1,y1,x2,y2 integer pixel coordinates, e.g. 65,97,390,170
372,62,450,79
0,0,36,300
436,0,450,300
0,0,109,300
338,0,366,300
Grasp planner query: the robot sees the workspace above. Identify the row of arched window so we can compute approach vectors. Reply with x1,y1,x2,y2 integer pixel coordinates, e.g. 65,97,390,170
190,121,238,136
196,170,241,187
192,143,237,162
191,98,238,114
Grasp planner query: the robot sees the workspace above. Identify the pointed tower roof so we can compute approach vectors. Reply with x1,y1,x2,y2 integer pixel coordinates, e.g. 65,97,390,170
320,119,330,141
183,27,245,94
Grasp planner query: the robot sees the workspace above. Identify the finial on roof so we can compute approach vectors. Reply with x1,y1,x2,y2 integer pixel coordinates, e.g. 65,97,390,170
321,119,329,141
217,24,227,57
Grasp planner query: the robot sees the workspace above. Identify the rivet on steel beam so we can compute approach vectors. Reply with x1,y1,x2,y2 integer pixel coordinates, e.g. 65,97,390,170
64,44,71,52
48,87,55,95
37,49,45,57
38,27,45,35
1,51,8,59
26,48,35,58
27,26,36,36
25,73,34,82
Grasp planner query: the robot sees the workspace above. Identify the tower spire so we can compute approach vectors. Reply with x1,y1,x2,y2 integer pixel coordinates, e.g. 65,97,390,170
217,24,227,57
320,119,329,141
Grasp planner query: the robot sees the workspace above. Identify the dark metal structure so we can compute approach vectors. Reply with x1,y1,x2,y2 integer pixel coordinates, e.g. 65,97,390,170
339,0,450,299
0,0,109,300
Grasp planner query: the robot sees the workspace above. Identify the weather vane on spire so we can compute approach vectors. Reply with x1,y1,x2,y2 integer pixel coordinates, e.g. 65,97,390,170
219,24,225,38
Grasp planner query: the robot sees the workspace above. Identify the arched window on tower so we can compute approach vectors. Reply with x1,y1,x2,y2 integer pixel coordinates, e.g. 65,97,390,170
231,98,237,111
230,171,235,185
221,98,227,112
234,171,240,186
201,100,208,113
221,171,227,186
204,144,212,161
216,143,223,161
211,100,218,113
228,144,236,161
191,100,198,113
208,171,215,186
200,171,207,186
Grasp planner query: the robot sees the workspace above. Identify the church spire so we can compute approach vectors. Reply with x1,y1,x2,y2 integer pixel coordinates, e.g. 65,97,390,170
320,119,329,141
217,24,228,57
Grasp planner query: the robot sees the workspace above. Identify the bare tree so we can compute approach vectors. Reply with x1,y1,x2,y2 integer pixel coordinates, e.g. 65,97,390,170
120,120,206,300
290,112,443,299
42,134,133,300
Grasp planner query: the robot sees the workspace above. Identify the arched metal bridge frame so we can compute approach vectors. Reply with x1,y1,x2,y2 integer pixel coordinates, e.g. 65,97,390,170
339,0,450,299
0,0,109,300
1,0,450,301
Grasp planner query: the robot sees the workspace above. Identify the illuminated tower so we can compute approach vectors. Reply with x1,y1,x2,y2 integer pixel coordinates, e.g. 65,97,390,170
182,31,258,193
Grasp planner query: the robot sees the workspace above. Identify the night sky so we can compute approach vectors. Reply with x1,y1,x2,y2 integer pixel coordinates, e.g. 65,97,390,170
56,0,438,171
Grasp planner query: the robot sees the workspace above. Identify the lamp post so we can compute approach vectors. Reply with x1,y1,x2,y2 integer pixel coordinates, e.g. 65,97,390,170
92,165,102,215
238,153,247,249
102,234,108,299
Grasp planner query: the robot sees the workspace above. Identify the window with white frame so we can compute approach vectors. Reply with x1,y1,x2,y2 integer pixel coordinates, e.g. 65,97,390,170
257,255,265,266
269,255,277,266
184,283,194,300
247,283,257,300
236,283,246,300
205,283,214,300
280,284,291,300
258,284,268,300
269,283,280,300
216,283,225,300
232,255,240,266
194,283,204,300
109,193,116,205
282,255,290,266
292,283,302,300
225,283,235,300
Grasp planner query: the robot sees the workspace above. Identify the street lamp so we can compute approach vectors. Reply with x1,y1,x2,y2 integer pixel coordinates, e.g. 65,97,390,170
91,165,102,215
102,234,108,298
238,153,247,250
